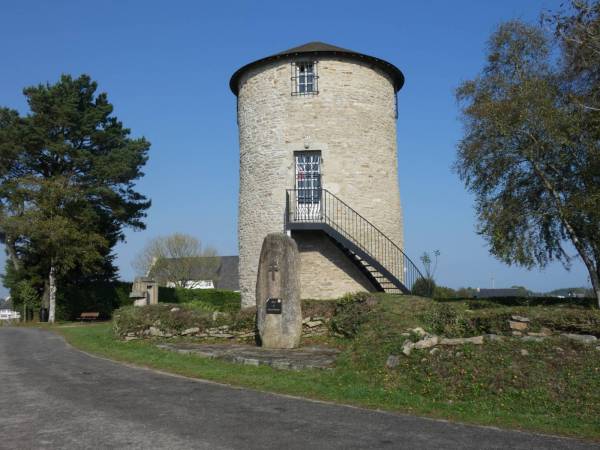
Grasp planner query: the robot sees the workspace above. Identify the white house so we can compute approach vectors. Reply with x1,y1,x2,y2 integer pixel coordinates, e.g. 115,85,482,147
0,309,20,321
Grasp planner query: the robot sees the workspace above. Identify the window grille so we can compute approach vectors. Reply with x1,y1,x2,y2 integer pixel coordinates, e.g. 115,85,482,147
295,152,321,204
291,61,318,95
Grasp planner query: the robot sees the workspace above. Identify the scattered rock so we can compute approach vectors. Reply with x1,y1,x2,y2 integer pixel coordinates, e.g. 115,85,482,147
170,307,180,313
520,349,529,356
522,336,545,342
455,352,463,357
209,333,234,339
386,354,400,368
561,333,598,344
401,332,410,337
429,347,440,355
512,331,523,336
305,320,323,328
509,320,528,331
148,326,162,337
554,346,565,353
440,336,484,346
237,331,256,339
411,327,428,337
414,336,439,349
484,334,504,341
511,315,530,323
402,340,415,356
596,346,600,352
124,336,139,341
302,317,311,325
526,328,552,337
212,311,227,321
218,325,230,330
181,327,200,336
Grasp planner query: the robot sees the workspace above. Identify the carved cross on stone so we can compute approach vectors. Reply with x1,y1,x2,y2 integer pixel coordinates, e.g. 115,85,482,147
268,260,279,281
256,233,302,349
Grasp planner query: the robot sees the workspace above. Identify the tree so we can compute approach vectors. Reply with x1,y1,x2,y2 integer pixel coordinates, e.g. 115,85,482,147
14,280,39,322
455,3,600,307
412,250,440,297
134,233,219,288
0,75,150,322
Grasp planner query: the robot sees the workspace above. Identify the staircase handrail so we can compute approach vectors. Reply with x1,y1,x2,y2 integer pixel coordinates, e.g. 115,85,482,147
285,188,424,291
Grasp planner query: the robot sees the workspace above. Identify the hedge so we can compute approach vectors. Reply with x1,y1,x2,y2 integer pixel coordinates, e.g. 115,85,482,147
158,287,241,312
58,281,132,321
56,282,240,321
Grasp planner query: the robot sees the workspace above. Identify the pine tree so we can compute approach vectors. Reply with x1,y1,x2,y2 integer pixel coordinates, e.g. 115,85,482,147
0,74,151,321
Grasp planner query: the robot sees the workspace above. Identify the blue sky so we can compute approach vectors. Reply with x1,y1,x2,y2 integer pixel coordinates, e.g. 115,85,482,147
0,0,591,297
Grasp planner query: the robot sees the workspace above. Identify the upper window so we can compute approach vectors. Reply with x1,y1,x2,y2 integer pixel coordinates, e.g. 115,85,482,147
292,61,318,96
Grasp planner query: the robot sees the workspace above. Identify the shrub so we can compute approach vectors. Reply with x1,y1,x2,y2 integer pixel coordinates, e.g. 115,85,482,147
229,307,257,331
330,292,378,338
466,296,597,309
421,303,469,336
158,287,241,312
112,302,258,338
59,280,132,320
434,285,458,299
112,304,214,337
302,299,337,319
412,277,436,298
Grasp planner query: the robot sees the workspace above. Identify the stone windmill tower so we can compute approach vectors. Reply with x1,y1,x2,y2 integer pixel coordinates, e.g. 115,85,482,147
230,42,422,308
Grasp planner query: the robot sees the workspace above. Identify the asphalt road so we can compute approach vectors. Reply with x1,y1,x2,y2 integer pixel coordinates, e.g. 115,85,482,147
0,328,598,450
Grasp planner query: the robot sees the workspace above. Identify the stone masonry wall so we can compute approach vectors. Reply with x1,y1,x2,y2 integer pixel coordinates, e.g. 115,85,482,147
236,56,404,308
293,231,377,299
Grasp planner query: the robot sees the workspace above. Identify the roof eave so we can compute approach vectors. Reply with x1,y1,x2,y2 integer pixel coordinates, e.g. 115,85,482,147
229,49,404,96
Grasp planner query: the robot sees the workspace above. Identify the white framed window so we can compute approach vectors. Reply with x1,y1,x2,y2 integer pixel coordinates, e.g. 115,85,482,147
291,61,318,95
295,151,321,204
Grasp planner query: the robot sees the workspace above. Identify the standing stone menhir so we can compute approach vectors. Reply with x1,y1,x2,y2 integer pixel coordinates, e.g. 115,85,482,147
256,233,302,349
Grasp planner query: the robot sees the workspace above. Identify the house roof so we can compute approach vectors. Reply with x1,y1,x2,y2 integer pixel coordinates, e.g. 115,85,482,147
229,41,405,95
149,256,239,291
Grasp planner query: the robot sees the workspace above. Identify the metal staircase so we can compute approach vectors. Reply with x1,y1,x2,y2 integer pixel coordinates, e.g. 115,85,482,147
285,189,423,294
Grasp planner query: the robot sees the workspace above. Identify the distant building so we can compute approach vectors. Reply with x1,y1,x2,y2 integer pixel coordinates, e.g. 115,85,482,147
0,310,20,320
149,256,239,291
474,288,524,298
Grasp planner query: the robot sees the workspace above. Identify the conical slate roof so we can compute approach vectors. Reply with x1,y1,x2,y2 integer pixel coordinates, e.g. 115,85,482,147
275,41,355,55
229,41,404,95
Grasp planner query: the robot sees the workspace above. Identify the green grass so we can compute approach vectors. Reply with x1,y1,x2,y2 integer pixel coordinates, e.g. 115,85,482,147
55,295,600,441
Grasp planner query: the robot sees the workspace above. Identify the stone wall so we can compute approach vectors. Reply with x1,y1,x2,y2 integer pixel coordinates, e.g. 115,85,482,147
294,231,376,299
236,56,404,308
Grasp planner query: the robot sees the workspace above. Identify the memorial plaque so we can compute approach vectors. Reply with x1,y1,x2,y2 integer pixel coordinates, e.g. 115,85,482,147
266,298,282,314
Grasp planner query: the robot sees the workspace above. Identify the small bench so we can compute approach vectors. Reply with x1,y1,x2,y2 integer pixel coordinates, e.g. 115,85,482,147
78,312,100,322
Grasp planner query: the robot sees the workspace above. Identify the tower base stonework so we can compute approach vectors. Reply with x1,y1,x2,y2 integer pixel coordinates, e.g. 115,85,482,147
256,233,302,349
